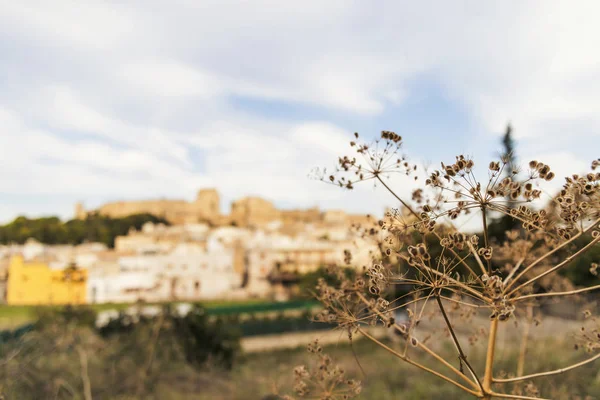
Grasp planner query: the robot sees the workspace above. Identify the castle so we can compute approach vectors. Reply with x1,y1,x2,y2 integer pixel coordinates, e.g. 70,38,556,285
76,189,220,225
74,189,361,228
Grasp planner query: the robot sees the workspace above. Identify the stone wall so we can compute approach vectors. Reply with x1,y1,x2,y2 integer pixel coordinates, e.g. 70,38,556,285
230,196,280,227
76,188,369,228
77,189,222,225
194,189,220,221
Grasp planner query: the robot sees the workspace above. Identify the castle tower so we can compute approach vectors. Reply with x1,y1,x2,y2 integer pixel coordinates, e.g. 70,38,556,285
230,196,279,227
195,189,220,222
74,202,86,220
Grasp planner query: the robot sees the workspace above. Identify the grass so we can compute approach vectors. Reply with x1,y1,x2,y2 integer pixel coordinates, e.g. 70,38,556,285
0,305,37,329
165,335,600,400
2,310,599,399
0,299,318,329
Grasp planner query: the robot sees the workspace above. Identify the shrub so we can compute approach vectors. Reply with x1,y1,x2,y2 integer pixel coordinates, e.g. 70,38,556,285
0,304,241,399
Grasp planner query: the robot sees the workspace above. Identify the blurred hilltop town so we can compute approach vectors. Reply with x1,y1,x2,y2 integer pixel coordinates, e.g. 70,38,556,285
0,189,377,306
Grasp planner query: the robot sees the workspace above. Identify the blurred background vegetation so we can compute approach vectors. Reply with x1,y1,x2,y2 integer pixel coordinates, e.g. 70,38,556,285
0,213,169,248
1,304,599,399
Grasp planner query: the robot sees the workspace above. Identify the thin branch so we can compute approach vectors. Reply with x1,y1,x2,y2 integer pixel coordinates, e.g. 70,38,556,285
482,318,499,394
76,345,93,400
507,236,600,297
357,328,481,396
435,294,485,394
375,174,420,220
135,312,165,396
505,217,600,292
513,284,600,302
516,304,533,377
481,208,491,274
376,175,485,286
490,392,551,400
54,379,77,399
487,203,559,240
467,241,488,275
355,292,477,389
503,257,526,286
439,295,485,308
397,253,489,303
493,352,600,383
0,348,22,366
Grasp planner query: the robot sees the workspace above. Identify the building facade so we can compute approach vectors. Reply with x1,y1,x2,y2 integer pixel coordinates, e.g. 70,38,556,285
6,256,88,305
87,242,241,303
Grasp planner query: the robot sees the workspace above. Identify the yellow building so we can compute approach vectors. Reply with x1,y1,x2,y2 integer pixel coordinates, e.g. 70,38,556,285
6,256,88,305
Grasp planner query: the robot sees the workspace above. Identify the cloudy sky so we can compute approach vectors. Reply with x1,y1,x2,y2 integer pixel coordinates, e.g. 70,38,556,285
1,1,599,223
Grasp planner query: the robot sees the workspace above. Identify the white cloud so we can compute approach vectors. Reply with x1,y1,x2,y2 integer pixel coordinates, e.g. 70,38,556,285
46,86,117,134
121,61,224,99
0,2,138,50
0,108,206,202
0,1,598,222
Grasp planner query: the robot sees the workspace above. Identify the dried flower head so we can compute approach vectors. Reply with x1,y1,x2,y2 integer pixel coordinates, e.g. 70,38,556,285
306,131,600,399
288,340,361,400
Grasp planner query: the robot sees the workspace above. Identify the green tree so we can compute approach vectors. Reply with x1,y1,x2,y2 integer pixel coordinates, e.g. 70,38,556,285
0,213,169,248
488,124,520,240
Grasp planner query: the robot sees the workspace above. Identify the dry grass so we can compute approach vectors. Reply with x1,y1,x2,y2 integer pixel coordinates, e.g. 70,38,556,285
197,334,600,400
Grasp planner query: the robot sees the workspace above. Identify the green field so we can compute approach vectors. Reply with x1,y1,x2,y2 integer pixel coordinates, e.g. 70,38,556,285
0,299,319,330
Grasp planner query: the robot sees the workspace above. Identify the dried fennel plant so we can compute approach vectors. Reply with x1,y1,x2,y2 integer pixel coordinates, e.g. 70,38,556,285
279,340,362,400
290,132,600,400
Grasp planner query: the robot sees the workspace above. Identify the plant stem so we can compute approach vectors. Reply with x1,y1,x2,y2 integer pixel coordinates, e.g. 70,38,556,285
513,283,600,302
76,345,93,400
504,216,600,292
481,207,491,274
490,393,550,400
494,352,600,383
507,235,600,297
483,318,499,398
435,295,484,393
517,304,533,377
355,292,477,389
136,311,165,396
358,328,481,396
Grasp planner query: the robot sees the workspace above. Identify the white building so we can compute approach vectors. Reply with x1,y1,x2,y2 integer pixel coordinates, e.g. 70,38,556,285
239,231,377,297
22,238,46,260
87,242,242,303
